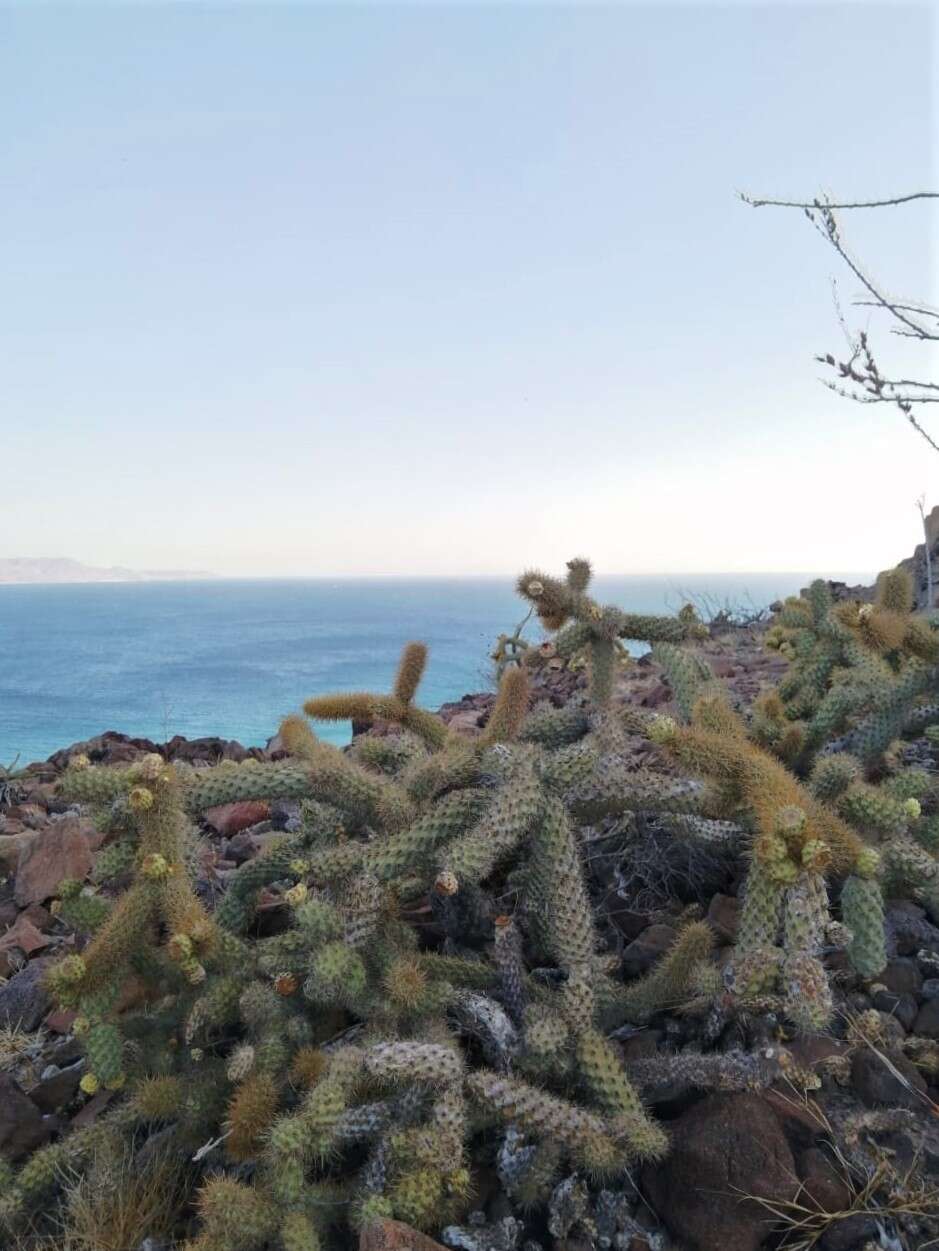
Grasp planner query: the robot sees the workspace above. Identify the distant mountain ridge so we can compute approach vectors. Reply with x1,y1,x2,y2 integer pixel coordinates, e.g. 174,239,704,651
0,558,216,585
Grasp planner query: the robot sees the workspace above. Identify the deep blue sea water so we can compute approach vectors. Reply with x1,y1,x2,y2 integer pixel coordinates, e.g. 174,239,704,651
0,574,869,763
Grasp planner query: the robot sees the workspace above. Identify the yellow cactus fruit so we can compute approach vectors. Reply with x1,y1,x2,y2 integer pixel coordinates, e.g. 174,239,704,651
140,852,172,880
647,714,678,744
128,786,155,812
855,847,881,879
136,753,166,782
801,839,832,871
775,806,807,837
167,932,193,962
79,1073,99,1095
284,882,309,907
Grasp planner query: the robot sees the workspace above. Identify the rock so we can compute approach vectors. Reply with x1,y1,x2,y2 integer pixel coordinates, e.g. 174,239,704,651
0,915,51,958
618,1030,662,1062
225,830,262,864
45,1008,78,1034
446,710,485,737
166,736,252,764
622,925,678,979
868,1009,907,1050
819,1213,881,1251
18,902,53,931
606,904,650,942
71,1088,116,1128
0,830,37,875
639,680,671,709
872,989,918,1032
850,1048,927,1108
914,997,939,1038
360,1219,448,1251
706,893,739,942
6,803,49,830
922,978,939,1000
14,818,93,906
0,1074,54,1159
798,1146,851,1213
761,1087,825,1148
204,801,270,838
880,957,922,996
28,1063,83,1113
0,956,54,1030
641,1094,798,1251
47,731,161,770
785,1034,844,1072
270,799,301,831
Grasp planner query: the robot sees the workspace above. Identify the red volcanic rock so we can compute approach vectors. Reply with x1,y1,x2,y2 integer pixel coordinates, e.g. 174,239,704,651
204,800,271,837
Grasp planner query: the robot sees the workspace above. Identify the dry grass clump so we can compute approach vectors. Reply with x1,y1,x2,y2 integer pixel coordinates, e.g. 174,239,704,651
0,1024,48,1086
743,1087,939,1250
8,1141,196,1251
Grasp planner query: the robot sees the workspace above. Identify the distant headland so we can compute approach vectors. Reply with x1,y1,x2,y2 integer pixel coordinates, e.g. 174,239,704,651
0,557,217,585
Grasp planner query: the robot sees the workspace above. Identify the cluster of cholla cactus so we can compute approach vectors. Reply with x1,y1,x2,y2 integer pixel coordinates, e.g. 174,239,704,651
3,560,727,1249
8,556,935,1248
648,563,939,1027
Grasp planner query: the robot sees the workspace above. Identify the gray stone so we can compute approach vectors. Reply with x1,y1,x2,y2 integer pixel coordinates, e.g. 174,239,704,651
0,956,53,1030
913,996,939,1039
0,1073,53,1159
850,1048,927,1109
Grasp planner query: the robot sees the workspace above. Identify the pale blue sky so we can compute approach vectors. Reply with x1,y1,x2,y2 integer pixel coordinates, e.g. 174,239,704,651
2,2,936,576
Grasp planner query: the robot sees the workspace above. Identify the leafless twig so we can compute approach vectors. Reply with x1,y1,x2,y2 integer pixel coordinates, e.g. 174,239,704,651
743,188,939,454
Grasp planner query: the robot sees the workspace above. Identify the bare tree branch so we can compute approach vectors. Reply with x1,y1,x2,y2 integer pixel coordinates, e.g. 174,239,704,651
853,299,939,321
740,191,939,210
743,187,939,454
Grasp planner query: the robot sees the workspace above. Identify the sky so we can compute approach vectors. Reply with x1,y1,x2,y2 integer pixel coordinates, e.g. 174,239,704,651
1,1,936,577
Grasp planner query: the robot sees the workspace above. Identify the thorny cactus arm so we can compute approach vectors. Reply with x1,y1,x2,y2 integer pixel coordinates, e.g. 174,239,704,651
841,852,887,977
303,642,449,749
466,1070,628,1176
47,756,221,1090
436,750,543,890
650,641,723,723
516,559,705,708
654,703,864,873
620,921,715,1024
479,665,531,747
573,1026,669,1159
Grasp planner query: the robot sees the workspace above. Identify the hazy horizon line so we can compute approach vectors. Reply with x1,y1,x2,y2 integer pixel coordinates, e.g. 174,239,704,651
0,568,876,586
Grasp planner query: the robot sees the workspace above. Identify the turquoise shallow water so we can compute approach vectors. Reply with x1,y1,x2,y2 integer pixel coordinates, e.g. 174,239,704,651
0,573,869,763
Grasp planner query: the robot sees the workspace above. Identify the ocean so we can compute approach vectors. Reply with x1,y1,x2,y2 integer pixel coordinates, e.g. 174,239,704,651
0,573,869,764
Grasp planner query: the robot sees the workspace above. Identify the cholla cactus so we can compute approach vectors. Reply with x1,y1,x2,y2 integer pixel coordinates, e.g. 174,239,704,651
516,558,706,709
47,755,222,1092
10,582,706,1244
21,557,932,1247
